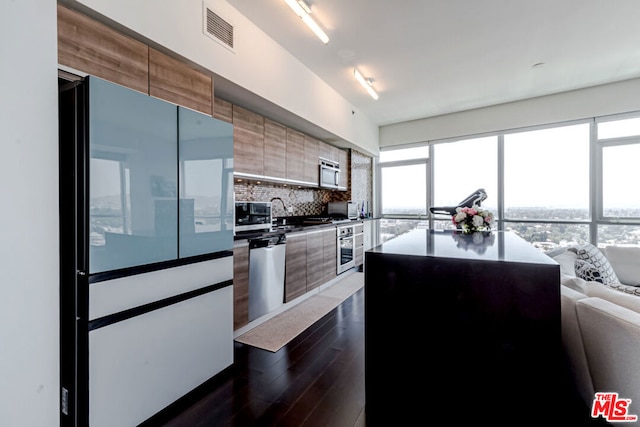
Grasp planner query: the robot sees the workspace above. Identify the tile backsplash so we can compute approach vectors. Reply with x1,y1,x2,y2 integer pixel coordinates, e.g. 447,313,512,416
234,149,373,218
234,181,335,217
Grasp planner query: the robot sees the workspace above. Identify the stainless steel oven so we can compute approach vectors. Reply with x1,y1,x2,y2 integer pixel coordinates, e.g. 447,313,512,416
337,224,355,274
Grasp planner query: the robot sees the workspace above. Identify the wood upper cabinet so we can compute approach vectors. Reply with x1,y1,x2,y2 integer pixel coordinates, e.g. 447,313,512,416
58,4,214,116
319,141,340,163
285,233,307,302
264,119,287,179
233,243,250,330
286,128,305,183
149,48,213,116
338,148,349,190
322,227,337,282
306,230,325,292
57,4,148,94
304,136,320,185
233,105,264,176
213,97,233,123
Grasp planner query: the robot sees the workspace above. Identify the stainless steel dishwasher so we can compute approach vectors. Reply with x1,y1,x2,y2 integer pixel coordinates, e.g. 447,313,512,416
248,233,287,322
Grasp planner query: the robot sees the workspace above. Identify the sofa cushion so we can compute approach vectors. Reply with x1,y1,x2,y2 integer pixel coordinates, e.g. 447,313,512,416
575,244,619,285
583,281,640,315
552,250,579,277
575,298,640,410
545,246,571,258
606,282,640,298
602,246,640,287
561,275,589,294
559,285,594,406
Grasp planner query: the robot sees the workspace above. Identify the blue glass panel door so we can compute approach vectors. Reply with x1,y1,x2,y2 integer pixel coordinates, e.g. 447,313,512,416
178,107,234,257
88,76,178,273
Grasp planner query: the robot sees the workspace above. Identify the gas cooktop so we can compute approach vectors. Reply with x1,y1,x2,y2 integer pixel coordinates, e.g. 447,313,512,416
303,216,354,225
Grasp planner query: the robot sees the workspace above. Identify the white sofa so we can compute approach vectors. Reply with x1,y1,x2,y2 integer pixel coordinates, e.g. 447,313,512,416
550,244,640,423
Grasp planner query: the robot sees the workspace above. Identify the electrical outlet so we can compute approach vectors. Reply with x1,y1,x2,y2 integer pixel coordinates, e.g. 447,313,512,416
288,207,294,213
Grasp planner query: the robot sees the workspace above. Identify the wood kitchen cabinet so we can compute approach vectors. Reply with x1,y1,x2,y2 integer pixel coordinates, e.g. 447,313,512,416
57,4,149,94
286,128,305,183
233,242,250,330
305,230,325,292
285,233,307,302
304,135,320,185
319,140,340,163
264,119,287,179
233,105,264,176
322,227,337,282
59,5,215,117
214,97,233,123
284,226,338,303
149,48,213,116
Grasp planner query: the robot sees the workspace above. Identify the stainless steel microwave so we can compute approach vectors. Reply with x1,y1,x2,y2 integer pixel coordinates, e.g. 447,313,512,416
234,201,272,233
319,158,341,189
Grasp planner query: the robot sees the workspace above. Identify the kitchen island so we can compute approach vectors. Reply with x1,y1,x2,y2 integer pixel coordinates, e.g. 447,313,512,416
364,229,561,425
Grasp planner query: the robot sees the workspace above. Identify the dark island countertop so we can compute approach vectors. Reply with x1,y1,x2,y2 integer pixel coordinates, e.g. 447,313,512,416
369,228,557,265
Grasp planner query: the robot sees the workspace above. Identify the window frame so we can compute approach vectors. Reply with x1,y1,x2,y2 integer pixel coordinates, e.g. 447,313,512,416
377,156,430,219
375,111,640,248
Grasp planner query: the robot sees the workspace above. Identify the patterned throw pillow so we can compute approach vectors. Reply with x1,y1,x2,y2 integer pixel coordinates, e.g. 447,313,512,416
574,259,606,283
575,244,620,285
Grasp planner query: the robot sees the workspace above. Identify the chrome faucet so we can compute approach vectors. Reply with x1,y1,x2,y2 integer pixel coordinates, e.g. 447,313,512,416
270,197,287,215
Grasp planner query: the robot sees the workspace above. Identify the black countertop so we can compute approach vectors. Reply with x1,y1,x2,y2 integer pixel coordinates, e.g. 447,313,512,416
234,222,337,242
370,228,556,265
233,217,379,242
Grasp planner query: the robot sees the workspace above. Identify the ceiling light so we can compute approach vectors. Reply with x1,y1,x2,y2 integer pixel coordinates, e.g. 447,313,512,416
353,68,379,100
284,0,329,44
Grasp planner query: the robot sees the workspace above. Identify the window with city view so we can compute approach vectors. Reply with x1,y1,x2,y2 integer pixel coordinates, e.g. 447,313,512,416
433,136,498,218
378,113,640,249
378,146,429,243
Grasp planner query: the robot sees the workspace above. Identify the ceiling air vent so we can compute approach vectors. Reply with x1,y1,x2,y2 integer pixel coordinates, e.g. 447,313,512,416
203,4,235,52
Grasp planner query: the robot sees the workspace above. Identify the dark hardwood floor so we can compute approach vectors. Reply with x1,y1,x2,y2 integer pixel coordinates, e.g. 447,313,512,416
140,277,609,427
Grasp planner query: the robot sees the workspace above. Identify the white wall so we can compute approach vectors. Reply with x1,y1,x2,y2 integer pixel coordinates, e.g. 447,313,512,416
380,77,640,147
0,0,60,426
74,0,380,156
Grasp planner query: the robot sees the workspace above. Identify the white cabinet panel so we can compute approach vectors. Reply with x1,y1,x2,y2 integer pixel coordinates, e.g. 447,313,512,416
89,285,233,427
89,256,232,320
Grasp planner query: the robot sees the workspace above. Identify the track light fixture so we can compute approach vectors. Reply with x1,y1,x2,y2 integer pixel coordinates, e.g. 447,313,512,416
353,68,379,100
284,0,329,44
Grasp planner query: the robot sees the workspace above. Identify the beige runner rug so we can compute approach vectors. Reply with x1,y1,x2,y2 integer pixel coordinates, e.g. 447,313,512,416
235,272,364,352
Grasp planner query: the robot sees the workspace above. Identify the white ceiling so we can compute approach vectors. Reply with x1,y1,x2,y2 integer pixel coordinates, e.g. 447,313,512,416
226,0,640,130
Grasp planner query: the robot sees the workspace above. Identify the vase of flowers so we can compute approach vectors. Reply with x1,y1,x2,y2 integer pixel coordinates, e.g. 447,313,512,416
452,204,494,234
